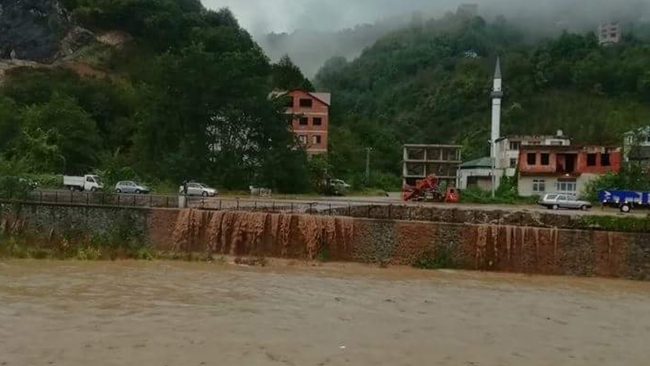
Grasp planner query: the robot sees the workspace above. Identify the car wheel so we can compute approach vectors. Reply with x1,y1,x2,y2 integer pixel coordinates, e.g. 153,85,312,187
135,189,141,194
69,186,76,192
91,187,97,192
580,205,589,211
552,204,559,210
202,191,208,197
116,189,122,194
621,204,631,213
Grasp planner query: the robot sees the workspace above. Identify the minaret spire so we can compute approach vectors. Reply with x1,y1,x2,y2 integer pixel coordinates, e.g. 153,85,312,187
490,57,503,158
494,56,502,79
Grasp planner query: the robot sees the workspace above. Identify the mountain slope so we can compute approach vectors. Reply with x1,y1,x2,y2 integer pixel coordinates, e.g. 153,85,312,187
0,0,313,192
315,14,650,179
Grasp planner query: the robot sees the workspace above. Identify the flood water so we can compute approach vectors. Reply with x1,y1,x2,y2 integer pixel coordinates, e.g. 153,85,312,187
1,260,650,366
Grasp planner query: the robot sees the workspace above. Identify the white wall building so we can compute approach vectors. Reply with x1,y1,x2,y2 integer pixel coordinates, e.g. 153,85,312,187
599,22,622,45
623,126,650,162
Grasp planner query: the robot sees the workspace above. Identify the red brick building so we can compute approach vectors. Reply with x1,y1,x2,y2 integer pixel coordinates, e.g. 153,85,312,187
517,145,622,196
273,89,331,155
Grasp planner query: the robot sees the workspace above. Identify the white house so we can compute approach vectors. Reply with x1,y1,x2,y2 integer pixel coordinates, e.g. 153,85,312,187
623,126,650,162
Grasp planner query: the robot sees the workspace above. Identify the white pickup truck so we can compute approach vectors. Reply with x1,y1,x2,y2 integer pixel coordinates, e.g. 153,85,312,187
63,175,104,192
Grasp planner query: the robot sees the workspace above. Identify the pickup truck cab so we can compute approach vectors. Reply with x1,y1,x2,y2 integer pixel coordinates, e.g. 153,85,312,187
63,175,103,192
538,193,592,211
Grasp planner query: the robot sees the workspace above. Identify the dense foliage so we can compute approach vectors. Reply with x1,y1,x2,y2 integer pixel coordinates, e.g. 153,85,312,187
0,1,314,193
316,14,650,182
4,4,650,193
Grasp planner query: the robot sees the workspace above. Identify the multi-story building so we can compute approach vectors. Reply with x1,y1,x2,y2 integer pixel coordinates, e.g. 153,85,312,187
495,131,571,175
458,132,572,191
623,126,650,163
403,144,462,187
517,145,622,197
272,89,331,155
599,22,622,45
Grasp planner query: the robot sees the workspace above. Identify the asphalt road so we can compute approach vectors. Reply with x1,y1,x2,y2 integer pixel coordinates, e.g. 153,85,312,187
21,189,648,218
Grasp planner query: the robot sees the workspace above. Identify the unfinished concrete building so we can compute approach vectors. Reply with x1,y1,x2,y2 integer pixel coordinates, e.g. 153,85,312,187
403,144,462,187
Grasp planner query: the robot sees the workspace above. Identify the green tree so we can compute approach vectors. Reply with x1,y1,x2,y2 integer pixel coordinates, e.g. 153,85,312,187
271,55,314,91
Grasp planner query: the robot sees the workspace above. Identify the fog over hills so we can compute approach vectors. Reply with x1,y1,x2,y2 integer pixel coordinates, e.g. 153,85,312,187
203,0,650,76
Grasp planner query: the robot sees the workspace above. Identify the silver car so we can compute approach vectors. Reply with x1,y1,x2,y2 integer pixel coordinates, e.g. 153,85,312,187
538,193,592,211
179,182,218,197
115,181,150,194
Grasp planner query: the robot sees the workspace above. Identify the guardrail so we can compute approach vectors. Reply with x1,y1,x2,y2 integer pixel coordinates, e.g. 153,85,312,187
0,190,401,217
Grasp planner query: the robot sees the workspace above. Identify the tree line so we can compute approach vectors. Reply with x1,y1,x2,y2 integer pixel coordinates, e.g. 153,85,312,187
1,0,317,193
315,13,650,183
4,3,650,193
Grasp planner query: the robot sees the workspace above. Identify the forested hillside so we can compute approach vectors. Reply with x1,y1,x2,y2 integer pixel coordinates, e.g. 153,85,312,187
4,1,650,193
0,0,314,192
316,14,650,183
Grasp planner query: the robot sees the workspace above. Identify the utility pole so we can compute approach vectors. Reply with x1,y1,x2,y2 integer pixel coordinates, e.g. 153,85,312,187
488,140,496,198
365,147,373,185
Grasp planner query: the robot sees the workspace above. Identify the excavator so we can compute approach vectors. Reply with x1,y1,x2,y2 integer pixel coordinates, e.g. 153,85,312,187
401,174,460,203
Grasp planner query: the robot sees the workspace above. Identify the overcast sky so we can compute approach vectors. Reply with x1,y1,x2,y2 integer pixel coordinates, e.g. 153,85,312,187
202,0,650,35
202,0,459,34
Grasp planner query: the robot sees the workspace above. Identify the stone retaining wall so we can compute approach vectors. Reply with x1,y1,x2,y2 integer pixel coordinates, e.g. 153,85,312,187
2,203,650,280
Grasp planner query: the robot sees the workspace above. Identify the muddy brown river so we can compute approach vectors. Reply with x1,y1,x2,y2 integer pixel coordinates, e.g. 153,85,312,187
1,260,650,366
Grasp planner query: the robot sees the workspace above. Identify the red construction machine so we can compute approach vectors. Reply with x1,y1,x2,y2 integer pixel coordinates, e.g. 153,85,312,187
401,174,460,203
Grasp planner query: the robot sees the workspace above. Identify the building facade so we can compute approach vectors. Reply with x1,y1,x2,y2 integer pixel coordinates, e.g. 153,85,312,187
623,126,650,163
457,157,494,191
494,132,571,175
274,89,331,155
599,22,622,45
403,144,462,187
517,146,622,197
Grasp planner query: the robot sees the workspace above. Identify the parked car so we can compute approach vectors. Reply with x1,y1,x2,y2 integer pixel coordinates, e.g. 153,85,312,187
322,178,352,196
115,181,150,194
179,182,218,197
538,193,592,211
18,178,38,190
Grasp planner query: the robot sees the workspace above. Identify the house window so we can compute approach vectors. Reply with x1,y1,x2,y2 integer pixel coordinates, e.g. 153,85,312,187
299,135,307,145
587,153,597,167
509,141,520,151
299,117,309,126
557,181,577,193
510,158,517,168
601,153,611,166
299,99,313,108
313,117,322,126
286,97,294,108
312,135,322,145
533,179,546,193
527,153,536,165
541,153,550,166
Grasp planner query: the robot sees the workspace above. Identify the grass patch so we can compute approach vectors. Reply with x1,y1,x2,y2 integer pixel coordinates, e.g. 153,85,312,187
413,247,456,270
576,215,650,233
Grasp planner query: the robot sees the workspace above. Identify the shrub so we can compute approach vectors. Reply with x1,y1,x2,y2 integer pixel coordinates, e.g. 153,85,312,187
413,247,456,270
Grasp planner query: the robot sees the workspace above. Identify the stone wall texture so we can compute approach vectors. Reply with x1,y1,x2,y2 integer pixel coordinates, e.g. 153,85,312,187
2,203,650,280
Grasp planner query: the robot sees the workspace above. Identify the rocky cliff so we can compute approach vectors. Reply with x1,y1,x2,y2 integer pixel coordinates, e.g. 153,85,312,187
0,0,93,62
